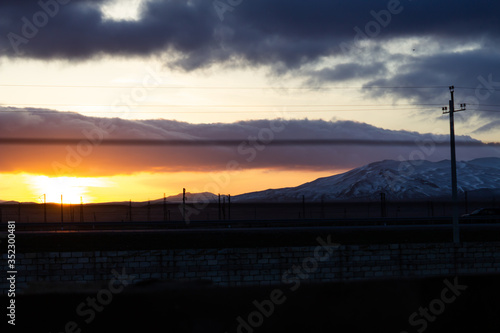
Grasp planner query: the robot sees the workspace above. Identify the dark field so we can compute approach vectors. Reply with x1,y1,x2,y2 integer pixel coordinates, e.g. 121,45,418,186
1,199,498,223
3,199,500,332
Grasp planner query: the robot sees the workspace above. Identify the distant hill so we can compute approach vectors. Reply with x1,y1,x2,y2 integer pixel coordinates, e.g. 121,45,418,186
3,158,499,205
232,157,500,202
96,192,219,206
149,192,218,204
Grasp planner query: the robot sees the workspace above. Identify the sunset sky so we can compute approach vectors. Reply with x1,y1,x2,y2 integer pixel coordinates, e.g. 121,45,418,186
0,0,499,203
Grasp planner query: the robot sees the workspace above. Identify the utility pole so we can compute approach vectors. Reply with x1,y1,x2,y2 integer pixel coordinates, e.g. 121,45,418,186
222,196,226,220
321,195,325,219
380,192,387,218
147,200,151,222
183,188,186,222
44,194,47,223
163,193,167,222
464,190,469,214
80,196,84,222
442,86,466,244
302,195,305,219
61,194,63,223
218,193,221,220
129,199,132,222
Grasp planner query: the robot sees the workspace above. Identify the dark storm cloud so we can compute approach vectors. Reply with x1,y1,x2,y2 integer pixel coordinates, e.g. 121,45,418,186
0,108,497,177
1,0,500,69
362,48,500,124
2,0,500,124
306,62,387,84
364,49,500,102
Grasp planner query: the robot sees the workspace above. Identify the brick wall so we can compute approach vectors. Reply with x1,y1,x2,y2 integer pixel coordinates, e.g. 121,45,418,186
3,241,500,295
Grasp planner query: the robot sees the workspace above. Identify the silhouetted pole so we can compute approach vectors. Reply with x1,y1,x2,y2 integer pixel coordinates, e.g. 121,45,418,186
321,195,325,219
183,188,186,221
464,190,469,214
427,200,434,217
61,194,63,224
18,203,21,223
147,200,151,222
449,90,459,243
302,195,305,219
44,194,47,223
228,194,231,221
218,194,221,220
380,193,386,218
222,196,226,220
80,197,84,222
163,193,167,222
129,199,132,222
442,86,466,243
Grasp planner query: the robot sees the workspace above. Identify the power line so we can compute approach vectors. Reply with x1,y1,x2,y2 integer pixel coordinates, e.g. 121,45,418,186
0,84,453,90
0,110,421,114
0,84,495,93
468,104,500,107
454,86,500,91
0,103,471,114
0,108,438,114
1,107,498,114
0,138,498,147
0,103,444,108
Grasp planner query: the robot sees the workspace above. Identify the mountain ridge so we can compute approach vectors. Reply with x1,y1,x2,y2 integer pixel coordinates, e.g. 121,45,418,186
3,158,499,204
232,157,500,202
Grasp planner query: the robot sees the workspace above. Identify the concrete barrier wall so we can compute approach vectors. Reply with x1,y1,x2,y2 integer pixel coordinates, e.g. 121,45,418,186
3,241,500,294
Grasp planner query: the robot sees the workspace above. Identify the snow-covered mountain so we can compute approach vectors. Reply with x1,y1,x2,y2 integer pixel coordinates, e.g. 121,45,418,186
233,157,500,202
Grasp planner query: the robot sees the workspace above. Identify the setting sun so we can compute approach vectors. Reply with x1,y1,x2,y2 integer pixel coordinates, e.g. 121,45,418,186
27,176,109,203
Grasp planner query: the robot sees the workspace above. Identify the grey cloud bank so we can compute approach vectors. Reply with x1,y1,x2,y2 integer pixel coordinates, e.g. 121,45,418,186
0,108,497,176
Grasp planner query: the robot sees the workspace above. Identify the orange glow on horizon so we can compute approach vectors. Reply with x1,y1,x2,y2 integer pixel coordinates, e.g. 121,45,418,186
27,175,110,203
0,169,347,203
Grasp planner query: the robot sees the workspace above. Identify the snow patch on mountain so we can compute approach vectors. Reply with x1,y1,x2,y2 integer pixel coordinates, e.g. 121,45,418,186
233,157,500,202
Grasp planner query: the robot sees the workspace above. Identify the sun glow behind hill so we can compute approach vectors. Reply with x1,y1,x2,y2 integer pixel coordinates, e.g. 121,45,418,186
2,169,343,204
27,175,110,203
